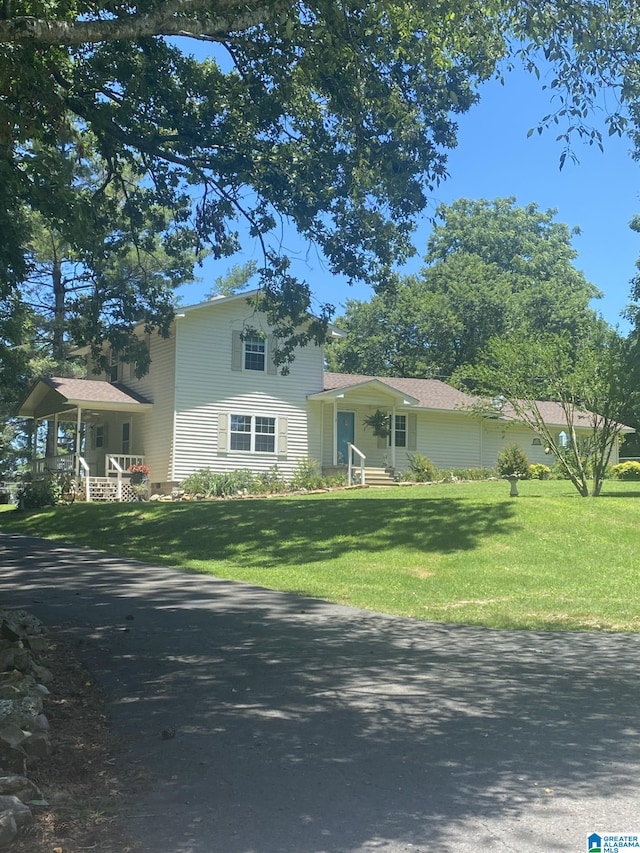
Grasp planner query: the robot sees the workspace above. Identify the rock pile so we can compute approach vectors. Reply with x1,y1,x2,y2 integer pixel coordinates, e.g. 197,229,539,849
0,610,52,847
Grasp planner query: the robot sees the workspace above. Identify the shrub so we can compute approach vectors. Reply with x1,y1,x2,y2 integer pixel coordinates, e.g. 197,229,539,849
496,444,530,478
529,463,551,480
449,467,497,481
404,453,440,482
610,461,640,481
256,465,288,494
290,458,324,491
181,468,257,497
17,477,61,509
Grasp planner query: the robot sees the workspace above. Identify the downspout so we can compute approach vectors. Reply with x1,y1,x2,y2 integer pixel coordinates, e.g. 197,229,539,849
333,398,337,466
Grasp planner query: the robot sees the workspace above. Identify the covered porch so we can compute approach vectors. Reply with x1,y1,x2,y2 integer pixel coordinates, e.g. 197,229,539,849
18,376,153,501
308,377,419,485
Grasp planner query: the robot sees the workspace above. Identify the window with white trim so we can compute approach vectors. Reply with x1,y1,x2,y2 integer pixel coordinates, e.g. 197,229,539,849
244,335,266,371
388,414,407,447
230,414,276,453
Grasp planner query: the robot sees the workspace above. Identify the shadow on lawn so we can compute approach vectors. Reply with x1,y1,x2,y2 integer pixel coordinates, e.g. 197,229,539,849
2,532,640,853
3,494,518,568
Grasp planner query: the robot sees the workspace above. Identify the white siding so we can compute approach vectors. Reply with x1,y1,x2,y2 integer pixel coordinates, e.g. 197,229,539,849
172,300,324,481
123,333,177,486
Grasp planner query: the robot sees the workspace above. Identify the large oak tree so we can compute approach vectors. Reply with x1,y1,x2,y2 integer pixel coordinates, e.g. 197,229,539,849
3,0,640,364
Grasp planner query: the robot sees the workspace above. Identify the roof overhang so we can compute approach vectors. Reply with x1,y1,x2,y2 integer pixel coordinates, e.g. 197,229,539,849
18,377,153,420
308,378,419,406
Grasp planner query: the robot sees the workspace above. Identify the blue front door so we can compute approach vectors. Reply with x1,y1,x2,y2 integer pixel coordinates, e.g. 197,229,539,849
336,411,355,465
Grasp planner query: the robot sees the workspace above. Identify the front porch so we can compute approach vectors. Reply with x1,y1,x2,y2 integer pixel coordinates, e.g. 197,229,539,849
309,376,420,485
31,453,148,502
18,376,154,503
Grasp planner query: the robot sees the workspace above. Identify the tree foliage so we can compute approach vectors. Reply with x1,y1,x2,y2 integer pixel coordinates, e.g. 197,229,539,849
468,329,635,497
3,0,640,366
327,198,601,379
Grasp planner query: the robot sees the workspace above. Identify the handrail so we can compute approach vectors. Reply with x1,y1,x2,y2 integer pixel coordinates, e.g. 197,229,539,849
106,454,145,476
107,455,125,502
347,443,366,486
77,457,90,502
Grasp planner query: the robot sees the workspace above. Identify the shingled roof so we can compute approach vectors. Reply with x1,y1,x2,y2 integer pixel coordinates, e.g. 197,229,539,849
322,372,476,412
18,376,152,419
321,372,634,431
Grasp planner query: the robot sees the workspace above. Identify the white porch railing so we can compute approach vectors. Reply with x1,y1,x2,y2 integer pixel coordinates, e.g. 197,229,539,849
77,456,90,501
347,443,366,486
106,455,146,476
33,455,75,476
30,453,146,502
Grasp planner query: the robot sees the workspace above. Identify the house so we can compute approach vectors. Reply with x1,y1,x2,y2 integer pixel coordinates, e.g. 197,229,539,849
18,292,632,499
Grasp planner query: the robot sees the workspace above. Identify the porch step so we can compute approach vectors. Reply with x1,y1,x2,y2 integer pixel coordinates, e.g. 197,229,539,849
363,467,398,487
87,477,137,502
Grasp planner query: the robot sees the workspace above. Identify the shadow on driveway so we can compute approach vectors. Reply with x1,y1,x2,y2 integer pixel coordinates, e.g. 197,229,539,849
1,532,639,853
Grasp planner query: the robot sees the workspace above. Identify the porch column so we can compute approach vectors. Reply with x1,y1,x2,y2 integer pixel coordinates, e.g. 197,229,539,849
32,419,39,470
75,406,82,477
391,405,396,470
53,414,59,460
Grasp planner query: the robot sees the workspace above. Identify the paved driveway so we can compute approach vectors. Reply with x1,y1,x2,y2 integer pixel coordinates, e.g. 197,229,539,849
2,531,640,853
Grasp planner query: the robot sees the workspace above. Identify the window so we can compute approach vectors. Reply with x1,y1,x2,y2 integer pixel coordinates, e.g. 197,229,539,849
95,424,106,449
388,414,407,448
244,336,266,371
230,415,275,453
122,421,131,454
109,354,119,383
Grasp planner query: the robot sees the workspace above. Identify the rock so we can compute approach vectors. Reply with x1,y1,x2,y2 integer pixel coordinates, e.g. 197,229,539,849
24,636,47,653
0,724,27,749
0,740,27,776
0,796,33,829
22,731,50,761
0,650,14,673
0,810,17,847
33,713,49,731
28,662,53,684
0,775,43,803
0,695,43,729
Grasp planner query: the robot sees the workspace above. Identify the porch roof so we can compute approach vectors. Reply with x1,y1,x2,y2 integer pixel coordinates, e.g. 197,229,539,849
309,375,420,406
316,372,474,412
18,376,153,420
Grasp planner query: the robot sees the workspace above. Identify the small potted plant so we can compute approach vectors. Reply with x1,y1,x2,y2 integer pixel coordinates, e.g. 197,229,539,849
127,463,151,501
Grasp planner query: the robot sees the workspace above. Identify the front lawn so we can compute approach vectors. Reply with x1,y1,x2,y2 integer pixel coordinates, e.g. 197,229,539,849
2,479,639,632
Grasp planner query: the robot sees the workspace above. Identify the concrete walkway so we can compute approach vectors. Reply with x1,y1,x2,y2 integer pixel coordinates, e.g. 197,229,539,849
2,531,640,853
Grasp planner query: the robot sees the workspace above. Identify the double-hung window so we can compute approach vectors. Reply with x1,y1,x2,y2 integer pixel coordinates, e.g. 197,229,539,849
244,336,266,371
388,414,407,448
230,414,276,453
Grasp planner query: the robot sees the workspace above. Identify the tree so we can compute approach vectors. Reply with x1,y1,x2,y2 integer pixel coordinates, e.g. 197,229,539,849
3,0,640,363
207,261,259,299
327,199,601,379
468,328,635,497
19,138,198,379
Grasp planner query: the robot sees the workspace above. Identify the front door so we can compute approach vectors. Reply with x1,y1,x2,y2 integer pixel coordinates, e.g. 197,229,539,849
336,411,355,465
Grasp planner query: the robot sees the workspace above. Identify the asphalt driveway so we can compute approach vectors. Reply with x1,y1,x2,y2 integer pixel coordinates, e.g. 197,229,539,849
2,531,640,853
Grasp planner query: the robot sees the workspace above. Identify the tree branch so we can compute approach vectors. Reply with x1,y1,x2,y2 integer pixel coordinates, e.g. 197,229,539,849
0,0,284,45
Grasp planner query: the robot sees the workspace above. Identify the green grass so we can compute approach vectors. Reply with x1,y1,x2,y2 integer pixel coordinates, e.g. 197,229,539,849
2,479,640,632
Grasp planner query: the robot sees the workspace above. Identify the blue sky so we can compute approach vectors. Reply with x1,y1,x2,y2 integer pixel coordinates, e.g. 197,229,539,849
177,61,640,332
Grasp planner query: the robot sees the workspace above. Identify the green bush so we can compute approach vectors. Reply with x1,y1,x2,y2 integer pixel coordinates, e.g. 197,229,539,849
17,477,61,509
256,465,288,494
448,467,497,481
496,444,530,478
529,463,551,480
610,461,640,481
290,458,325,491
404,453,440,482
181,468,257,497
